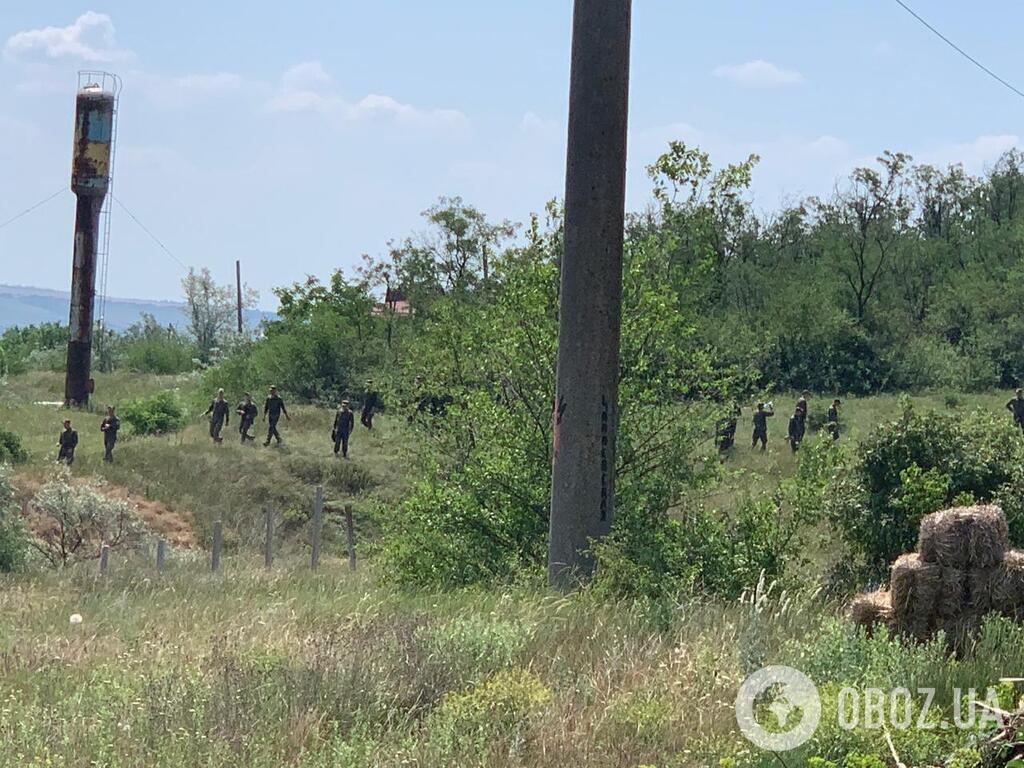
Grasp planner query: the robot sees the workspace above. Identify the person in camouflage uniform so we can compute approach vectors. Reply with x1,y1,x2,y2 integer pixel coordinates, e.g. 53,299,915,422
827,399,842,441
1007,389,1024,434
264,386,289,446
236,393,258,443
751,402,774,451
100,406,120,462
204,389,230,443
57,419,78,465
332,400,355,458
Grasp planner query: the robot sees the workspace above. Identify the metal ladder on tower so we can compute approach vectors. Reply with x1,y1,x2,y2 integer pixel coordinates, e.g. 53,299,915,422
79,70,122,336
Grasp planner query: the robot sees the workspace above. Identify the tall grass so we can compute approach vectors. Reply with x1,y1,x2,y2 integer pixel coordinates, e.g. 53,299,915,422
1,371,409,551
3,374,1023,765
0,561,1018,767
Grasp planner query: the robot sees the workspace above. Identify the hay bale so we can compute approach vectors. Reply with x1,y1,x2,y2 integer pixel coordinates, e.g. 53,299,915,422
937,567,967,619
917,505,1009,569
993,549,1024,619
891,553,941,640
967,567,998,614
850,589,892,635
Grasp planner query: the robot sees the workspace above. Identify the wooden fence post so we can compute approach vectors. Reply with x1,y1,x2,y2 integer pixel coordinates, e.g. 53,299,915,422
345,504,356,571
156,539,167,572
99,543,110,575
211,520,222,573
311,485,323,570
264,505,274,569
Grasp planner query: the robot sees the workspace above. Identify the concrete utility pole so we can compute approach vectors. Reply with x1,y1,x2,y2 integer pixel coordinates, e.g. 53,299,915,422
548,0,632,588
65,83,116,407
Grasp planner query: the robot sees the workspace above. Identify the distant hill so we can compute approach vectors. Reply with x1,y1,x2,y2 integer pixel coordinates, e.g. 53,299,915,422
0,284,274,332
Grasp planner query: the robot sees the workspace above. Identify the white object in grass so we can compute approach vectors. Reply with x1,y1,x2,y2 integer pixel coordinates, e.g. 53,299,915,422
69,613,83,625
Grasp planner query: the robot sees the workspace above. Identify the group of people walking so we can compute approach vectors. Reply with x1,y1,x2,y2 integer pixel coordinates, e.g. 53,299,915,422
715,392,842,454
202,381,379,458
203,386,289,446
55,382,379,466
783,393,842,452
56,406,120,465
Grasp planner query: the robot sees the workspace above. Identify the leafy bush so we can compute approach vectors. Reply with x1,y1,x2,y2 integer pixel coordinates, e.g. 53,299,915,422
830,400,1023,574
381,461,548,588
594,436,841,602
0,426,27,464
884,336,998,392
202,273,378,403
424,668,551,762
0,511,29,573
770,313,888,395
890,464,950,523
382,205,744,590
30,467,148,567
0,465,28,572
120,390,187,435
0,322,66,375
119,321,195,376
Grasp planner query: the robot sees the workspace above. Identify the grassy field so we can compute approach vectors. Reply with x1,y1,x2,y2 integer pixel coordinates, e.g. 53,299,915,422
2,560,1021,767
1,371,409,552
4,372,1015,541
3,373,1023,766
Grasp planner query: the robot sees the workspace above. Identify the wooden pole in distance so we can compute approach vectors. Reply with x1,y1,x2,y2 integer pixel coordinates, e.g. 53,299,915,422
156,538,166,572
211,520,222,573
311,485,323,570
235,260,243,334
264,505,274,569
345,504,356,571
99,543,110,575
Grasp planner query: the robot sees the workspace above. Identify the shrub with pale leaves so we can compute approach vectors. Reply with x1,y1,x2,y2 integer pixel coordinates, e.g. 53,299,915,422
30,467,149,567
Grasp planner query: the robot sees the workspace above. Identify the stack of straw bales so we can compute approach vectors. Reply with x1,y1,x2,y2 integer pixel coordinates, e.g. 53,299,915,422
850,505,1024,647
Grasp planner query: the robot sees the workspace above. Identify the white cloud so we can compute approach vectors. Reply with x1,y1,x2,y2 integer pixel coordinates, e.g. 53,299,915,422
173,72,244,94
520,111,562,138
280,61,332,91
131,70,249,109
713,60,804,88
4,12,129,63
805,135,849,157
266,61,466,126
266,89,342,114
919,134,1019,173
627,122,858,208
347,94,464,124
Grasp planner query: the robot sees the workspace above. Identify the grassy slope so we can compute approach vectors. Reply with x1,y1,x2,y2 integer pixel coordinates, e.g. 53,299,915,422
3,374,1022,766
1,371,409,552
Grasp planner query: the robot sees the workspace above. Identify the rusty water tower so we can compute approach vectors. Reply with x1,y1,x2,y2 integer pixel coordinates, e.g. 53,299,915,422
65,72,120,407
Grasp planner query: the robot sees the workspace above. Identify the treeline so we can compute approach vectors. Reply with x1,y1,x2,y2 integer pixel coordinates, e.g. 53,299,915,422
202,143,1024,401
0,268,256,379
8,141,1024,595
675,146,1024,393
0,317,193,377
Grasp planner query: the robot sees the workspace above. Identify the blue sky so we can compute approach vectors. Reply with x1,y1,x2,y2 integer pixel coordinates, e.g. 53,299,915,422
2,1,1024,309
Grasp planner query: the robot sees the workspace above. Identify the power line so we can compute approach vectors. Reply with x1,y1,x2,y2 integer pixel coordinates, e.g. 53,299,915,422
0,187,68,231
893,0,1024,102
112,194,190,273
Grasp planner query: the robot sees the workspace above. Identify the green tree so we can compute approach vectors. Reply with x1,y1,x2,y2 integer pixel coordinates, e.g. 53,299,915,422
814,152,913,323
182,267,257,363
381,196,743,587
